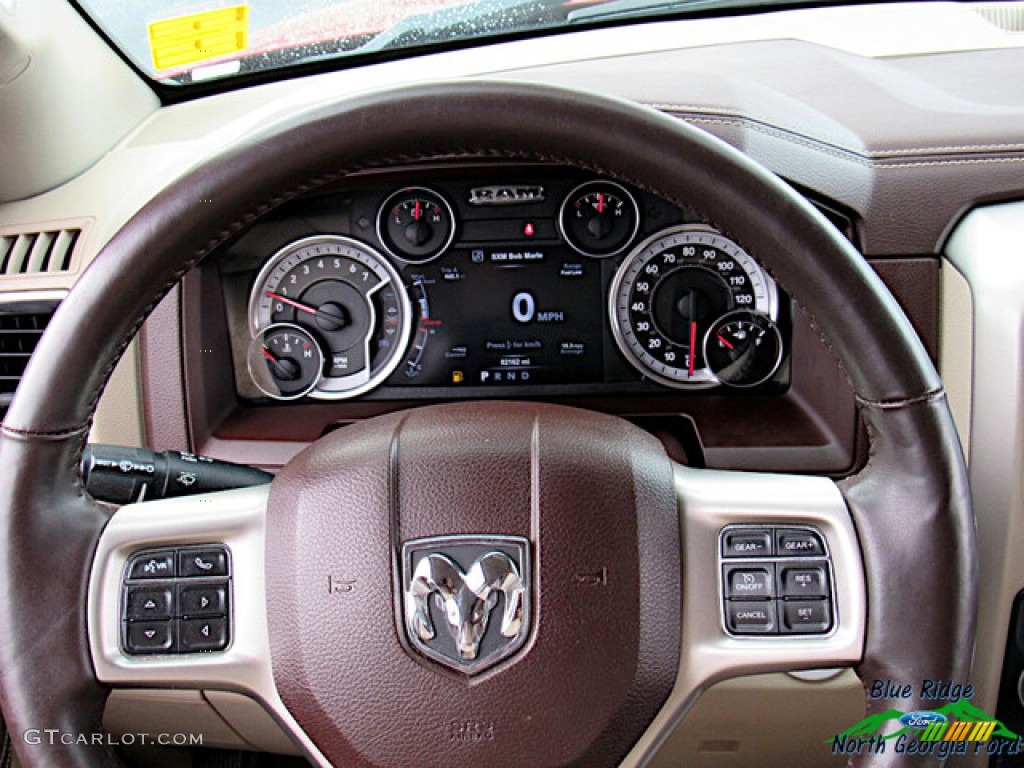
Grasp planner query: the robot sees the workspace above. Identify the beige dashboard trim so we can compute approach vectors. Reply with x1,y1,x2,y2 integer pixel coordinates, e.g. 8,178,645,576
944,201,1024,768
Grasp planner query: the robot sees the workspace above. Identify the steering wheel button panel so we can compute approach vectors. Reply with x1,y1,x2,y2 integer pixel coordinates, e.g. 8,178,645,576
723,564,775,599
717,524,836,638
121,545,232,657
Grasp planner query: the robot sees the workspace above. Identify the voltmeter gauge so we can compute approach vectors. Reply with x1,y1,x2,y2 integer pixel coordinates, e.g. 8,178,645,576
377,187,455,263
559,180,639,258
704,310,784,388
247,323,324,400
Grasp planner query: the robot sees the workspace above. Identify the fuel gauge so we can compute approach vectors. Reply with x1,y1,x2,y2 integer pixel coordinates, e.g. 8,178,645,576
247,323,325,400
703,310,783,388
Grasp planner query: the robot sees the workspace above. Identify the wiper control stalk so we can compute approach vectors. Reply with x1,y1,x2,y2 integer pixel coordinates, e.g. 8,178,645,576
82,444,272,505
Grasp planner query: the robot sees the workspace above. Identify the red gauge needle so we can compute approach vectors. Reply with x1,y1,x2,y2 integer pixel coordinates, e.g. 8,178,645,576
265,291,317,316
689,321,697,377
414,200,422,221
597,193,605,214
717,333,735,350
261,347,278,363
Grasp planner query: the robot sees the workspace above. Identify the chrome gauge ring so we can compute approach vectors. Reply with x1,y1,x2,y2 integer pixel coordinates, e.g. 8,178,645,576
248,235,412,400
610,225,778,388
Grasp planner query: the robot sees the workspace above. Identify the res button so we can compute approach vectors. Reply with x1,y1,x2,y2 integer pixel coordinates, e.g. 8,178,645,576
780,565,829,598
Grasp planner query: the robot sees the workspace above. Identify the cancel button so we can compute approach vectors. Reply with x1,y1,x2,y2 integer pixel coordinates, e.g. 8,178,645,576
725,601,777,634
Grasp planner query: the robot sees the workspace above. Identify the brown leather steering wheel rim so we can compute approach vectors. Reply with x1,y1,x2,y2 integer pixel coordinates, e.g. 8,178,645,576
0,81,975,767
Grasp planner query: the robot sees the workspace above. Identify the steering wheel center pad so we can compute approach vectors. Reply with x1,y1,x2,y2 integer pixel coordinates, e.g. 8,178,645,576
267,401,679,766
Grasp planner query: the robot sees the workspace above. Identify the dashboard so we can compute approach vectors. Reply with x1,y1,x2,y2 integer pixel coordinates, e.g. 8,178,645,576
219,167,787,404
179,164,867,475
8,3,1024,766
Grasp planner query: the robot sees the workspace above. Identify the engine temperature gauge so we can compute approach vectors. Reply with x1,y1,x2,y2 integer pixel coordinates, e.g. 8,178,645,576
559,180,639,258
704,310,783,388
247,323,325,400
377,187,455,263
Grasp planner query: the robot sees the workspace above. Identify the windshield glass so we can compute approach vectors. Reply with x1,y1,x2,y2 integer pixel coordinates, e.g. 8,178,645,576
74,0,790,85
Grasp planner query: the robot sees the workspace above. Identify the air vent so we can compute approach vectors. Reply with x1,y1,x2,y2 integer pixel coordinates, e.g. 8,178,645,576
0,228,80,275
0,295,62,418
972,2,1024,32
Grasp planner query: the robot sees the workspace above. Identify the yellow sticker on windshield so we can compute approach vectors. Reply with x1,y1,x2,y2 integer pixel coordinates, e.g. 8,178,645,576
148,5,249,71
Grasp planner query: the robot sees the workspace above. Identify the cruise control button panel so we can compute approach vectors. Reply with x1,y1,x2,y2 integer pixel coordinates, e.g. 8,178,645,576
122,545,231,655
720,525,833,637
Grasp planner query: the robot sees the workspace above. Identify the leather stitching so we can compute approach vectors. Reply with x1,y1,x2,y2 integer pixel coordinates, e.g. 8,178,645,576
650,104,1024,161
854,388,945,409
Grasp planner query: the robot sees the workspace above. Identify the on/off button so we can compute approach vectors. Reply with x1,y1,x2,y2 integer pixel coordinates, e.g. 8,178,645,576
724,564,775,599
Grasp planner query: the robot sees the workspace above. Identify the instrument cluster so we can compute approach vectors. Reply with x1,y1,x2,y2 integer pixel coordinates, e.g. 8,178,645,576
226,168,789,403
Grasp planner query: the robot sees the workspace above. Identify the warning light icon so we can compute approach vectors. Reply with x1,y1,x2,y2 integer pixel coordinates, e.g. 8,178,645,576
452,370,465,384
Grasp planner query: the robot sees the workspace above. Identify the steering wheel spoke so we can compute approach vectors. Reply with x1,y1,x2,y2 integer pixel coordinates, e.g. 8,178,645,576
623,464,866,764
87,484,328,765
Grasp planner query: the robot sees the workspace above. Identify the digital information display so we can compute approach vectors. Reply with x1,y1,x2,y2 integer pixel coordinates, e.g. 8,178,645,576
389,246,605,388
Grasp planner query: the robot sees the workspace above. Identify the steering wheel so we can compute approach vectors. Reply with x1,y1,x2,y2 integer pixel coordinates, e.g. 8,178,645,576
0,82,974,768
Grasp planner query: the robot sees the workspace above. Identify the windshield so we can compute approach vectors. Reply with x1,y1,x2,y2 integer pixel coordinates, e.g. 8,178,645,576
73,0,797,85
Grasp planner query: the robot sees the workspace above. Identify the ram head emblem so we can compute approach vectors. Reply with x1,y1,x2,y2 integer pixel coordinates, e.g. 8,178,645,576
401,536,530,674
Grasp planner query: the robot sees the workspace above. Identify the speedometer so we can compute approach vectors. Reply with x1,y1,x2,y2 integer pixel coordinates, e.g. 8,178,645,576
609,225,778,388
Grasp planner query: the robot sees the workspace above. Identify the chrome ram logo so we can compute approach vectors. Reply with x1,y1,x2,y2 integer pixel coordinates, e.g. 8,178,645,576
401,535,530,675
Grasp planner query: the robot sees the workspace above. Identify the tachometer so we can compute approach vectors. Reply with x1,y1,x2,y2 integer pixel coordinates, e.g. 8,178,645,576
609,225,778,388
249,235,412,400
